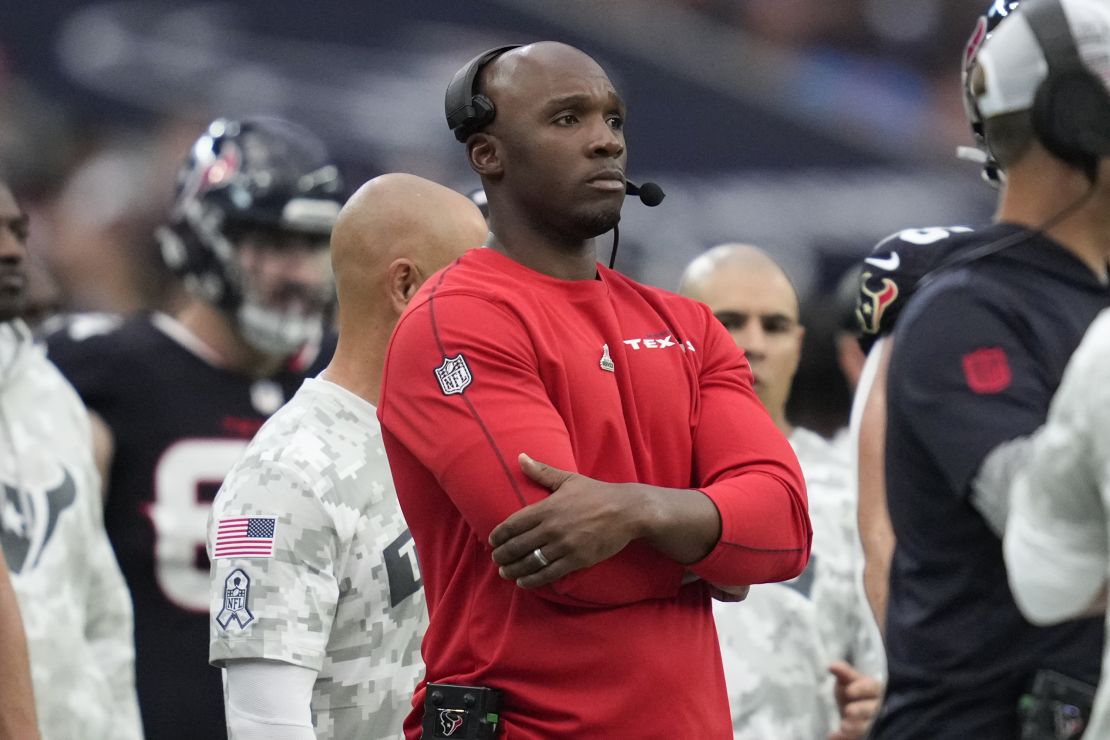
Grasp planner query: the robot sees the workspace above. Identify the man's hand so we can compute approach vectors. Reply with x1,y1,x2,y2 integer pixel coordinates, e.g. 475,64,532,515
708,584,750,602
828,661,882,740
489,454,643,589
681,572,750,602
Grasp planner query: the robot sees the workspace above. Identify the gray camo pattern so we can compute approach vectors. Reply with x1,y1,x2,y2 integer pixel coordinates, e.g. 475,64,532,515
715,427,885,739
0,321,142,740
209,377,426,740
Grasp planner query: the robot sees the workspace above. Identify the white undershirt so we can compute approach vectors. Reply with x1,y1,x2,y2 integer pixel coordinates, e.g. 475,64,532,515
224,659,317,740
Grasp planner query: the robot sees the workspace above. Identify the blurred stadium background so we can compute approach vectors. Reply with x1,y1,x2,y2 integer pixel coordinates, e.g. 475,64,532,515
0,0,1000,432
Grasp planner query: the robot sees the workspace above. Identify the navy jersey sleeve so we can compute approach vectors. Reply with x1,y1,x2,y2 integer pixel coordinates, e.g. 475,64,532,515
889,278,1049,500
43,314,128,408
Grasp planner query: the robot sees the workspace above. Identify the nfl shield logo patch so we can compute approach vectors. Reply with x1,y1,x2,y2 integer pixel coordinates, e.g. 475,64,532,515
435,354,472,395
962,346,1012,394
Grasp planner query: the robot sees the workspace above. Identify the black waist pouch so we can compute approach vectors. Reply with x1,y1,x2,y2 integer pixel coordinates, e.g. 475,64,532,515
1019,669,1097,740
421,682,502,739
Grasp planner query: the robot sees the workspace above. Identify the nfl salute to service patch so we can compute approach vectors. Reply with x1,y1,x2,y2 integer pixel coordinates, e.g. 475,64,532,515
216,568,255,630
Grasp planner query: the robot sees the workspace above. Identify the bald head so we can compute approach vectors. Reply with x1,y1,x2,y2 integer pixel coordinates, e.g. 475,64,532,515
330,173,487,324
679,244,804,431
325,173,487,402
482,42,608,99
478,41,619,152
679,244,798,311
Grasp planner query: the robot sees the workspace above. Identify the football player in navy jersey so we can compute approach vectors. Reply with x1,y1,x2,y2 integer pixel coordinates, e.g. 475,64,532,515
853,223,975,633
46,116,345,740
852,1,1110,737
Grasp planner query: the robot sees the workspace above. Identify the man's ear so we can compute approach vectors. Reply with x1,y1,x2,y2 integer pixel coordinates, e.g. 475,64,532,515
387,257,422,315
468,134,502,178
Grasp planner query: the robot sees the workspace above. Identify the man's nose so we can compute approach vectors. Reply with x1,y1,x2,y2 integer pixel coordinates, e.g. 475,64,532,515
735,323,766,358
589,119,624,158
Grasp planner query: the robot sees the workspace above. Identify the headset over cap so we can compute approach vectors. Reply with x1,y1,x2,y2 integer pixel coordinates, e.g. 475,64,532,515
963,0,1110,183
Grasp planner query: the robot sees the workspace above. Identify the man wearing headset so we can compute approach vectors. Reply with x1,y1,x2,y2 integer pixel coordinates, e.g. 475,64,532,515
378,42,811,739
858,1,1110,737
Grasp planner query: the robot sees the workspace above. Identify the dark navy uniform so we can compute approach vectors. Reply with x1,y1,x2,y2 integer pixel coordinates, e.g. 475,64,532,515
46,312,334,740
874,224,1109,738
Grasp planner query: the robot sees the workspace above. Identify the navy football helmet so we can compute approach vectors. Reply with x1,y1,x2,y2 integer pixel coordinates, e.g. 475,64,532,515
158,117,344,354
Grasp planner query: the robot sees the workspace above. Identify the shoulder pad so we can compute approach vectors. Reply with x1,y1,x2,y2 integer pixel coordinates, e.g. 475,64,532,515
855,226,974,351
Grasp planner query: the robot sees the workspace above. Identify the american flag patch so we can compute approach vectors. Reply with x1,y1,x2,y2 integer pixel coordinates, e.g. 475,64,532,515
213,517,277,559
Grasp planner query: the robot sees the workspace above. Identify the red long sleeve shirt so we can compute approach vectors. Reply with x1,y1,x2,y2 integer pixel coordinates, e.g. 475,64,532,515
379,247,810,739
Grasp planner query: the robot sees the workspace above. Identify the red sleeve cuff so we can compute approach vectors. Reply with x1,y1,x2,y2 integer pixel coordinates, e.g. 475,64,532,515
689,473,811,586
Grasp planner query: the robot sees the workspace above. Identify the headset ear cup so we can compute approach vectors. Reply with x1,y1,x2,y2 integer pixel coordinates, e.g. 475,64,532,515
1032,74,1069,160
452,96,497,142
445,45,523,142
469,95,497,132
1061,72,1110,158
1033,71,1109,175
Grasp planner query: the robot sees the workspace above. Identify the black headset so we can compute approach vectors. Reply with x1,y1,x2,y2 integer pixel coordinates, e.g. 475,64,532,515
1005,0,1110,179
1025,0,1110,180
444,45,523,142
921,0,1110,285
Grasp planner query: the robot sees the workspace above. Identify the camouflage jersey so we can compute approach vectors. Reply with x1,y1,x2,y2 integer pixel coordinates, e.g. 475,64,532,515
0,320,142,740
714,427,884,739
209,376,426,740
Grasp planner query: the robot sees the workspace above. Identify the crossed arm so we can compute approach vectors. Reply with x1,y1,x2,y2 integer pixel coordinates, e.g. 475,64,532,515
489,453,728,587
379,293,811,605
